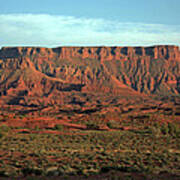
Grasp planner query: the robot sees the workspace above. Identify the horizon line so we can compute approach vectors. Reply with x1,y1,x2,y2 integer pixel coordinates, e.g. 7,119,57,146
1,44,180,50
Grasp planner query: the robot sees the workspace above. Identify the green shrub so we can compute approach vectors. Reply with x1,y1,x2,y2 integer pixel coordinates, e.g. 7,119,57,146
159,122,180,137
149,126,162,137
0,125,11,138
0,124,11,132
0,133,3,138
34,126,40,131
86,122,101,130
168,122,180,137
54,124,64,131
26,177,42,180
161,124,169,135
106,120,120,129
22,167,43,176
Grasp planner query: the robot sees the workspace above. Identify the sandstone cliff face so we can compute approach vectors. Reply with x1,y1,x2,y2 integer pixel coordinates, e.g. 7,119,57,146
1,45,180,61
0,45,180,106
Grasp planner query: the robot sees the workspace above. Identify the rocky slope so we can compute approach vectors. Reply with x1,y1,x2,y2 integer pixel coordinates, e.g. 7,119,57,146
0,45,180,108
0,45,180,127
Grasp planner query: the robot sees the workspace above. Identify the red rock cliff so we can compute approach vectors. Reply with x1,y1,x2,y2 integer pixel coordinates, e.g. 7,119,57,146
0,45,180,61
0,45,180,107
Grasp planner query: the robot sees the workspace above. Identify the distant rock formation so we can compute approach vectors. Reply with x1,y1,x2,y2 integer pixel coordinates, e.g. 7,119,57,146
1,45,180,61
0,45,180,106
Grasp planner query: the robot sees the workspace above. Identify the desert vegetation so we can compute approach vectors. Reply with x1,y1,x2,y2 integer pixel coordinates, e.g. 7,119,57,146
0,118,179,179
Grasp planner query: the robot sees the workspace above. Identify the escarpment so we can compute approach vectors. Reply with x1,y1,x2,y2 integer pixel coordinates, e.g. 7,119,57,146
0,45,180,107
0,45,180,61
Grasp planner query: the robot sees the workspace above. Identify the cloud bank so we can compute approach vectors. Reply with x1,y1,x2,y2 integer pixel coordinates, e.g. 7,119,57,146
0,14,180,47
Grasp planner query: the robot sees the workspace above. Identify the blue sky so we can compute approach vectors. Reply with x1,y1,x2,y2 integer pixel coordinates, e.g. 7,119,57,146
0,0,180,47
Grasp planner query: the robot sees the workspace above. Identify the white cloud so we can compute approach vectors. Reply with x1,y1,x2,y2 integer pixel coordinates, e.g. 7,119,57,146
0,13,180,47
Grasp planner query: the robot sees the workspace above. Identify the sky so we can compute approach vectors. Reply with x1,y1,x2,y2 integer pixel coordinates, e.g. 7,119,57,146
0,0,180,47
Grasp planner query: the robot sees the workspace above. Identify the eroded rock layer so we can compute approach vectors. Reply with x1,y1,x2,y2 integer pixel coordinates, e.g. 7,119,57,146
0,45,180,107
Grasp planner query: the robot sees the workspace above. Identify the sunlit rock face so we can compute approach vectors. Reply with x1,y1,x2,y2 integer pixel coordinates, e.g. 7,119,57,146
0,45,180,106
